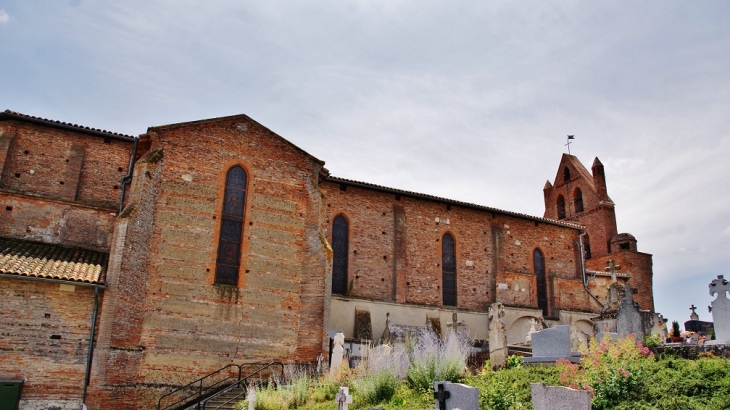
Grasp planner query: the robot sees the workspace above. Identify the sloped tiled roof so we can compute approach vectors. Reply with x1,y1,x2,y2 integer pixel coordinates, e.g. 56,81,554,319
1,110,137,142
0,238,108,284
326,176,584,230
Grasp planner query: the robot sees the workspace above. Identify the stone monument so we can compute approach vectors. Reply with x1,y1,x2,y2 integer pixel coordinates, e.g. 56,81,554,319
531,383,592,410
522,325,581,364
330,332,345,375
433,381,479,410
708,274,730,344
335,386,353,410
488,302,508,370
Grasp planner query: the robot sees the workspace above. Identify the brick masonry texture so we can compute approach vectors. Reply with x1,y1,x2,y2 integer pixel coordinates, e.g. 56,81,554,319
0,112,655,409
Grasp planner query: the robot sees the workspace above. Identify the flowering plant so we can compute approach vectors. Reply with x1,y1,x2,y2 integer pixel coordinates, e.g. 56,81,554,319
557,335,654,410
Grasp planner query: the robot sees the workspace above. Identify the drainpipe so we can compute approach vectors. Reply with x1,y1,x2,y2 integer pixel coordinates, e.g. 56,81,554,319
579,230,604,308
82,286,101,406
118,137,139,215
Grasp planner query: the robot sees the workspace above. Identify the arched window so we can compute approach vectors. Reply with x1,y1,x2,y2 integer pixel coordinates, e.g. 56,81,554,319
442,233,456,306
557,195,566,220
574,188,584,213
441,233,456,306
563,167,571,183
332,215,349,294
215,166,248,285
583,235,592,260
533,249,548,316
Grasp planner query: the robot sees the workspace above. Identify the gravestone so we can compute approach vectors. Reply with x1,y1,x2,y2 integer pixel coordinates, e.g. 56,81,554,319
531,383,592,410
690,304,700,321
446,311,467,337
526,317,542,344
247,381,256,410
708,275,730,344
488,302,508,370
335,386,353,410
433,381,479,410
523,325,581,364
330,333,345,375
616,284,644,339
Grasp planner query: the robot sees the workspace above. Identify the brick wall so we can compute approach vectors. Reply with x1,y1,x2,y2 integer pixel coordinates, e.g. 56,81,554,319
87,116,329,409
0,120,133,209
321,180,588,316
586,251,654,311
0,279,96,408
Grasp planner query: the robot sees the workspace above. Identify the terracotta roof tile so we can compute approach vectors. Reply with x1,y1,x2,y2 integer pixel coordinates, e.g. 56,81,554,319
326,176,585,230
0,238,108,284
1,110,136,141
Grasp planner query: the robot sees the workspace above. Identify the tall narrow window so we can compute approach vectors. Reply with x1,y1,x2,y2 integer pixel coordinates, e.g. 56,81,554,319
533,249,548,316
442,233,456,306
557,195,566,220
583,235,592,260
215,166,247,285
332,215,349,294
563,167,571,183
574,188,584,213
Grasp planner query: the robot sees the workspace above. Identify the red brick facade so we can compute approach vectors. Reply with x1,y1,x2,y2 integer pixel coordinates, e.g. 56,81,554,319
0,111,655,409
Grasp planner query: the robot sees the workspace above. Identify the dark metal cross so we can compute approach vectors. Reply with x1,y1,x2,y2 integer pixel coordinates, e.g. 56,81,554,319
690,305,697,315
434,383,451,410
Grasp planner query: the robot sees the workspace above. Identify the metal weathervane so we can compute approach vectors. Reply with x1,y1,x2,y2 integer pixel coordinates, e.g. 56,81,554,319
565,135,575,154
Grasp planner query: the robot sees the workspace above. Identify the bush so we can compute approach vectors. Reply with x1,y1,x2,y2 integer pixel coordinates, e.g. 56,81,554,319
468,365,561,410
405,330,471,392
353,345,405,404
557,335,654,409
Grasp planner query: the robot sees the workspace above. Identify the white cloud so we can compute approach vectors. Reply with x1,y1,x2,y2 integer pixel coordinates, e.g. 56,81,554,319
0,9,8,24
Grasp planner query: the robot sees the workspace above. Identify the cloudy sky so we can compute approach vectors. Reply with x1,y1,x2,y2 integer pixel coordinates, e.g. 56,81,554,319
2,1,729,328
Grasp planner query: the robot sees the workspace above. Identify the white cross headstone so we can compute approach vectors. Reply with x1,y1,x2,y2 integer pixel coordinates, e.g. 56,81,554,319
335,386,353,410
708,275,730,344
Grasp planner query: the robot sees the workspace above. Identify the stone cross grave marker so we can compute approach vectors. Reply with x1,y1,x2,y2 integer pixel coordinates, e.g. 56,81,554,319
446,312,465,336
335,386,353,410
433,381,479,410
604,259,621,284
690,304,699,321
526,317,542,344
330,332,345,375
708,274,730,344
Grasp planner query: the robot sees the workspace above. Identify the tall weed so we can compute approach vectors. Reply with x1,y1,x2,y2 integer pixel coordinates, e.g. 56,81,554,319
406,329,471,392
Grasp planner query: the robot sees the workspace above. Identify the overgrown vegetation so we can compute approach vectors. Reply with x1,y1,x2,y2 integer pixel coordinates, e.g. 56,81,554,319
238,334,730,409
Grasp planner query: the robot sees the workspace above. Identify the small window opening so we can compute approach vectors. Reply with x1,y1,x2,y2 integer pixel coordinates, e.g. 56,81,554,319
5,206,12,211
50,335,62,340
557,195,566,220
620,242,630,250
395,194,401,201
574,188,584,213
563,167,571,183
339,184,347,191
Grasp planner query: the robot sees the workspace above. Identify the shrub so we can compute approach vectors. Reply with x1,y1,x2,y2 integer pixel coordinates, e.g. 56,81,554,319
468,365,561,410
353,344,405,404
405,330,471,392
557,335,654,409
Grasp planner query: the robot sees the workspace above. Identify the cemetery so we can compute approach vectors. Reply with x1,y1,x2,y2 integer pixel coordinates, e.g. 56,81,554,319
221,273,730,410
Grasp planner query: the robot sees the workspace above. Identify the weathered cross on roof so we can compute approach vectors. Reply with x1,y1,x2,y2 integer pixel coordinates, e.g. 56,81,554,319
604,259,622,284
434,383,451,410
690,304,697,315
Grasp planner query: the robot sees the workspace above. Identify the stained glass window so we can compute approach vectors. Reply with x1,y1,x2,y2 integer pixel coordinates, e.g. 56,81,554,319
215,166,247,285
442,233,456,306
332,215,349,294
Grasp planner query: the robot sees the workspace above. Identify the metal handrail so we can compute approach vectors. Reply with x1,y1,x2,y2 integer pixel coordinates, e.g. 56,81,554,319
157,362,285,410
201,362,284,410
157,364,241,410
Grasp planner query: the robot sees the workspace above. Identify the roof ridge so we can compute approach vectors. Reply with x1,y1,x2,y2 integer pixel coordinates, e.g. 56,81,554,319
2,109,137,141
326,176,584,230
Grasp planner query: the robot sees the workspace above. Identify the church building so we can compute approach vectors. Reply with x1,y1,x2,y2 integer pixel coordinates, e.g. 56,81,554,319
0,110,654,409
